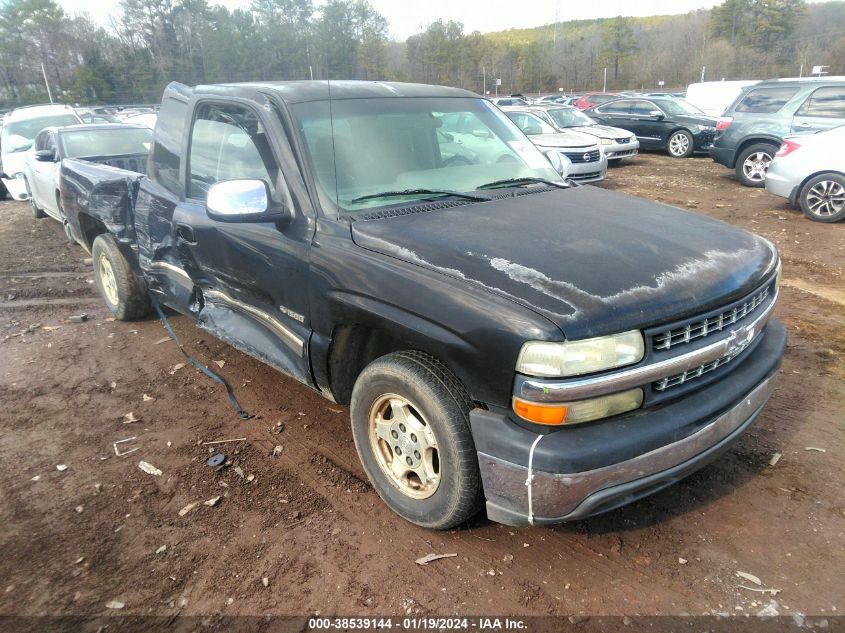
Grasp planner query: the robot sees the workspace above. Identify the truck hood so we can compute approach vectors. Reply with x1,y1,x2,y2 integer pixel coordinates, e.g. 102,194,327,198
351,186,777,339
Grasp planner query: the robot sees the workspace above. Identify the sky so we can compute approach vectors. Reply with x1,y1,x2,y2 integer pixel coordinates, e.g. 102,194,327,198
57,0,823,39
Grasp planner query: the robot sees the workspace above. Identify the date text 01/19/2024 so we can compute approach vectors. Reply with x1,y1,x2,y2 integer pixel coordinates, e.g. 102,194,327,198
307,617,527,630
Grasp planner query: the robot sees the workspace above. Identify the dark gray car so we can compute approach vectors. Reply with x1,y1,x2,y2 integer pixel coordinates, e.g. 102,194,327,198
709,78,845,187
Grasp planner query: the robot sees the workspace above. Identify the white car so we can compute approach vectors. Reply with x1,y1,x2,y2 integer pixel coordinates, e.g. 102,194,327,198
1,104,81,201
766,125,845,222
502,110,607,183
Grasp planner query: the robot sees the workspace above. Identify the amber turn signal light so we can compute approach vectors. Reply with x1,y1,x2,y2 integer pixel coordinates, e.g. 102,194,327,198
512,399,568,425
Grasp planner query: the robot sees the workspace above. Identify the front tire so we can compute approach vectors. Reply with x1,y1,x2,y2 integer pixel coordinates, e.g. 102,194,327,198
799,173,845,223
26,180,46,219
350,351,482,529
667,130,694,158
91,234,151,320
736,143,777,187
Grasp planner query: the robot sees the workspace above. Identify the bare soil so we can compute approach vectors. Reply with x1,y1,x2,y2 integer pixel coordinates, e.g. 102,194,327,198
0,153,843,622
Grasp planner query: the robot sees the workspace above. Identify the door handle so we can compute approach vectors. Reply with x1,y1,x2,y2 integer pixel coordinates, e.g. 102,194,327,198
175,224,197,244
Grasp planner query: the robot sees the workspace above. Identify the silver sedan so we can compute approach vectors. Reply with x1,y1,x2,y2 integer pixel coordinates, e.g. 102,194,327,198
766,126,845,223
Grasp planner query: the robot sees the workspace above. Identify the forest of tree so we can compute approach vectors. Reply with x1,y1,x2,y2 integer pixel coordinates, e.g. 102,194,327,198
1,0,843,108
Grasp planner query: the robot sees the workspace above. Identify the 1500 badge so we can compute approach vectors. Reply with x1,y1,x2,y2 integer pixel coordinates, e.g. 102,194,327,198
279,305,305,323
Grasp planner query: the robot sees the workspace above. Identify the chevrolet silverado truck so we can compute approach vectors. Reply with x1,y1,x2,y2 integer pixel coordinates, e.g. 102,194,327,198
60,81,786,529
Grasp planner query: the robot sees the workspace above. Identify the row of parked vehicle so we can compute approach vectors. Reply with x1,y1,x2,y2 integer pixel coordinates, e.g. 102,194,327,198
489,76,845,221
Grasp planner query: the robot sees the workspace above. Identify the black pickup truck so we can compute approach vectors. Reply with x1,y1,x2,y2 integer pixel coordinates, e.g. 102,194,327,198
60,81,786,529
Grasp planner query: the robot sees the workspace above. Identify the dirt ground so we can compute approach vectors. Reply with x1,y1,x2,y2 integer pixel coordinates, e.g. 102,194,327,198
0,153,843,624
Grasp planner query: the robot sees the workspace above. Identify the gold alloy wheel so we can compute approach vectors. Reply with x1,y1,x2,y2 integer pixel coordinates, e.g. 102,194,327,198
98,253,119,306
368,393,441,499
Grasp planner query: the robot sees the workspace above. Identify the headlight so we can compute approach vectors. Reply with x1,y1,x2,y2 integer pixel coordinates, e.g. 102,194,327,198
513,388,643,426
516,331,644,378
601,138,612,145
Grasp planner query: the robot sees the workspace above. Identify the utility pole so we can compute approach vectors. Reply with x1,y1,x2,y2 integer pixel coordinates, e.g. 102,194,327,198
483,66,486,96
602,67,607,92
41,63,53,103
701,66,706,82
799,64,803,78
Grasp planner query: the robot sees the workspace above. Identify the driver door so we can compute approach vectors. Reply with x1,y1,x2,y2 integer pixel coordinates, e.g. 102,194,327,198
169,100,314,383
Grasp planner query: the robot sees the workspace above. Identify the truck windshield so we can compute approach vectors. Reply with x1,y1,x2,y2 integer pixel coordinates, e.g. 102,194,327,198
60,127,153,158
291,97,562,213
1,114,81,152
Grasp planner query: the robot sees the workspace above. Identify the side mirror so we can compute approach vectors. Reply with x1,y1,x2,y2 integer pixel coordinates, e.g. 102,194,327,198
35,150,56,162
206,179,290,224
649,110,665,120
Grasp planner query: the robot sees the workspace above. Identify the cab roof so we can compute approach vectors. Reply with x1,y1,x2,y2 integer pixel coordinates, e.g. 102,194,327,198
184,80,479,104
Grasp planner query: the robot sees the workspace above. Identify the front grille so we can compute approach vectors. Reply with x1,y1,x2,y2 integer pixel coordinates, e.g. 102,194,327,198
614,137,632,144
652,286,770,351
654,347,742,391
568,171,602,181
563,149,600,163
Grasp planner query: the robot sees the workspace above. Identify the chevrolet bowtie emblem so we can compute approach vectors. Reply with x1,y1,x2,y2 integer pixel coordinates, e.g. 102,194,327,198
726,323,755,357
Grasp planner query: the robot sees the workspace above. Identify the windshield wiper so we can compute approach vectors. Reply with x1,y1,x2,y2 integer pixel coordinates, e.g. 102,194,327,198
348,188,491,204
476,177,569,190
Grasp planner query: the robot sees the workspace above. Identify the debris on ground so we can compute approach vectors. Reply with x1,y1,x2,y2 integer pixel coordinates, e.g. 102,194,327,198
740,585,781,595
246,474,255,482
201,438,246,446
154,337,172,345
113,437,139,457
678,558,688,565
769,453,782,466
736,571,762,586
233,466,245,478
155,545,167,554
142,394,155,402
214,360,225,368
105,600,125,610
262,577,269,587
123,412,139,424
56,464,68,472
804,447,826,453
757,600,781,616
68,314,88,323
169,363,186,374
206,453,226,467
31,475,40,482
75,506,83,514
178,501,201,517
138,461,163,476
271,445,283,456
415,553,458,566
204,496,222,507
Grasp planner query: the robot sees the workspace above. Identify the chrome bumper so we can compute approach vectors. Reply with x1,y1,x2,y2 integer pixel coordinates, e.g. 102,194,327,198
479,372,778,525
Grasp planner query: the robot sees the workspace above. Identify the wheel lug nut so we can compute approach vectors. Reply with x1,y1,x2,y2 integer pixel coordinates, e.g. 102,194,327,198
395,446,402,455
410,433,417,442
391,430,398,439
399,423,406,433
414,450,421,460
406,456,413,465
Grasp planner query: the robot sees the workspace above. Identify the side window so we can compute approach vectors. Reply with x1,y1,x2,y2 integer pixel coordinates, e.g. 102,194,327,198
152,95,188,196
796,87,845,118
735,87,800,113
629,100,657,115
188,103,278,201
34,130,49,152
599,100,631,114
45,132,57,153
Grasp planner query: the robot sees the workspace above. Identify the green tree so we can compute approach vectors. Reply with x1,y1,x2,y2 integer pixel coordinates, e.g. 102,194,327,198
599,16,639,82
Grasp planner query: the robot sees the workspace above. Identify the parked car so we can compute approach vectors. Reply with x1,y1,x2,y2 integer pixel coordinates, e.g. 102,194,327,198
25,123,151,230
535,95,570,105
710,78,845,187
122,112,157,129
62,80,784,530
765,125,845,222
585,97,717,158
489,96,529,107
572,92,621,110
521,105,639,164
501,109,607,182
0,104,82,201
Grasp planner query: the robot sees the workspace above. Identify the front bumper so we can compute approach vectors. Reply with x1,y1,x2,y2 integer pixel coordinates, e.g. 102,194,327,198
2,177,29,201
605,140,639,160
567,157,607,183
470,319,786,526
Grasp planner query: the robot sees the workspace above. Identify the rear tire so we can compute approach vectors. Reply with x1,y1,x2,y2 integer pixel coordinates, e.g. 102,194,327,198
667,130,694,158
736,143,777,187
91,234,151,320
350,351,482,529
799,172,845,223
